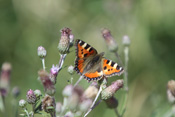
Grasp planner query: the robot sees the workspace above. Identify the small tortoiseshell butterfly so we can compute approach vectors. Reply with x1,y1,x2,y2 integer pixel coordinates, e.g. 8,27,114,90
74,39,124,81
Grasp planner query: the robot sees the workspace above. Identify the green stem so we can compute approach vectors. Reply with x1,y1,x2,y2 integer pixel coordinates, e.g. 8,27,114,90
42,58,46,70
114,108,121,117
24,108,30,117
121,46,129,116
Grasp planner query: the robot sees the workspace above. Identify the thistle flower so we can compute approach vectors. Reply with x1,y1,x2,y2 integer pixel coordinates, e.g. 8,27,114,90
0,62,12,96
104,96,118,109
38,70,55,96
37,46,47,59
42,95,55,113
101,79,123,100
167,80,175,103
122,35,130,46
101,28,118,52
12,86,20,98
50,64,59,84
19,99,27,108
26,89,36,104
58,27,73,54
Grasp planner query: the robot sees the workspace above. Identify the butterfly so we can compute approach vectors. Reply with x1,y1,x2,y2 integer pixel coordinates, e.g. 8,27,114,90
74,39,124,81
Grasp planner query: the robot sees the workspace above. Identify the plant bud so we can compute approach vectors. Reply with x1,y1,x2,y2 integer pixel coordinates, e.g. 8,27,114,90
19,99,27,108
34,89,42,100
42,95,55,113
105,96,118,109
38,70,55,96
101,28,118,52
58,28,72,54
26,89,36,104
67,65,74,75
37,46,47,59
122,35,130,46
62,85,73,97
101,80,123,100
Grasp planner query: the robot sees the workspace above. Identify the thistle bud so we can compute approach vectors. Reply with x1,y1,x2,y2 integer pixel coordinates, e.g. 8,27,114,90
83,82,99,99
67,65,74,75
167,80,175,103
122,35,130,46
42,95,55,113
38,70,55,96
50,64,59,84
62,85,73,97
26,89,36,104
12,86,20,98
37,46,47,59
19,99,27,108
105,96,118,109
101,80,123,100
101,28,118,52
34,89,42,100
0,62,12,96
58,27,72,54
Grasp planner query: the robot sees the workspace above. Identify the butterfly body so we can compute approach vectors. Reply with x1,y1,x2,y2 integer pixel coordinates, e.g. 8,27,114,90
74,39,124,81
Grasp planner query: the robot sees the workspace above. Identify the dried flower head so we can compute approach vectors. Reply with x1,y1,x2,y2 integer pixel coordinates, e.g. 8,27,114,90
105,96,118,109
38,70,55,96
42,95,55,113
101,28,118,52
58,27,73,54
37,46,47,59
19,99,27,108
50,64,59,84
101,79,123,100
26,89,36,104
122,35,130,46
0,62,12,96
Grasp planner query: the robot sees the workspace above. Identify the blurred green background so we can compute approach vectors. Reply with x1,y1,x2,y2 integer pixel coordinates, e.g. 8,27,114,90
0,0,175,116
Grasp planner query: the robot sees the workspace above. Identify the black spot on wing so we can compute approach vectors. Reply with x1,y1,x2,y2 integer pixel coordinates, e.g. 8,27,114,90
84,53,88,57
89,48,93,52
104,66,107,70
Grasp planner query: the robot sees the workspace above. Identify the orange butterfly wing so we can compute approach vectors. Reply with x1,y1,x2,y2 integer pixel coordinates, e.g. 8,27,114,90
74,39,97,76
102,59,124,77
